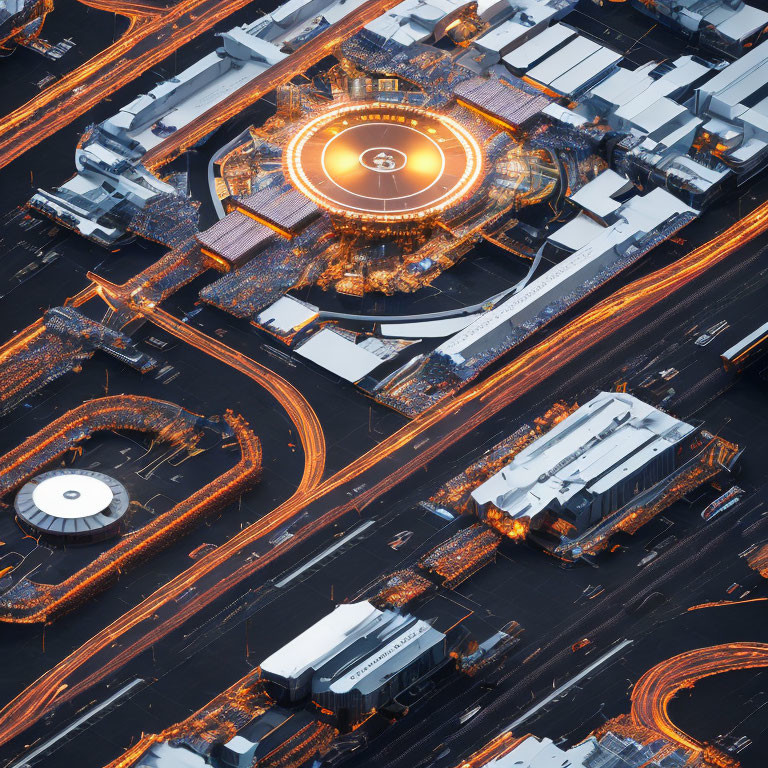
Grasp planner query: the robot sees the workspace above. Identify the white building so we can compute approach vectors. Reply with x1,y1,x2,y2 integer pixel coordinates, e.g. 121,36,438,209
629,0,768,56
437,185,694,366
260,601,446,722
30,0,372,243
471,392,696,538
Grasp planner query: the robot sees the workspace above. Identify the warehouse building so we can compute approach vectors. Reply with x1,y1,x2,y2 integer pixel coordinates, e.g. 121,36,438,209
471,392,697,544
259,601,446,726
629,0,768,56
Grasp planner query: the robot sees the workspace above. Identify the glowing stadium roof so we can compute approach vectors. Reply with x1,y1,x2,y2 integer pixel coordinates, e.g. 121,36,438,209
284,101,482,223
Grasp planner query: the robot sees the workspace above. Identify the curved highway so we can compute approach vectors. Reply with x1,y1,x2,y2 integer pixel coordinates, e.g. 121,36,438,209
143,305,326,494
631,642,768,753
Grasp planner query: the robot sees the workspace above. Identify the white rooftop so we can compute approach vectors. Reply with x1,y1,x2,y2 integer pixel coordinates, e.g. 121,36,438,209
259,601,443,698
260,602,381,681
503,23,576,72
547,212,605,251
527,35,600,86
295,328,384,381
32,473,114,519
471,391,695,522
478,735,597,767
569,169,633,219
256,295,318,335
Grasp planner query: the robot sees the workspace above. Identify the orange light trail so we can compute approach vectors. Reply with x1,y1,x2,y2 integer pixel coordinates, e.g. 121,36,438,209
0,200,766,750
0,395,262,624
142,0,407,168
0,0,261,171
630,643,768,753
88,271,326,496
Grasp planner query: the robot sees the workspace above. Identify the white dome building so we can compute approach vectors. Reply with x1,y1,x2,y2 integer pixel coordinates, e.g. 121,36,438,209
14,468,129,543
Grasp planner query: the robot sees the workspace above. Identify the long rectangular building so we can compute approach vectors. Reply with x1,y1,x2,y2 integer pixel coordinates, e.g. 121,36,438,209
196,211,274,271
235,186,320,235
721,320,768,371
259,601,446,726
471,392,697,544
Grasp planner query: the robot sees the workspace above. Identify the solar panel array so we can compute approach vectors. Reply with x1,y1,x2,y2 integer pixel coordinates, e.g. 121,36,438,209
237,187,320,233
454,77,552,128
196,211,274,268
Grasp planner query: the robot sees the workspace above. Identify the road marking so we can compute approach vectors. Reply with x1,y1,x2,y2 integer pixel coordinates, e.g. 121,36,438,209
504,639,633,732
275,520,375,588
10,678,144,768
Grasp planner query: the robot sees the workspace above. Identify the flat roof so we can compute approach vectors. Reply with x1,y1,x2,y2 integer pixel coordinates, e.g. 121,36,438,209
698,38,768,107
569,169,633,219
503,23,576,72
526,36,600,86
295,328,384,381
548,212,605,251
256,296,318,334
260,602,381,681
548,46,621,95
32,474,113,519
260,601,444,698
716,5,768,42
471,392,695,521
542,102,588,127
474,18,529,54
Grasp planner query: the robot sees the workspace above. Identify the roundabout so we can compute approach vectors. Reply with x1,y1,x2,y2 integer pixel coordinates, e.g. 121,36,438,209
284,101,483,223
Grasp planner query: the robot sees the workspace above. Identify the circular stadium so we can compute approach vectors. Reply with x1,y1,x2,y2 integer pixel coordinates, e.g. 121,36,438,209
284,102,483,224
14,469,130,543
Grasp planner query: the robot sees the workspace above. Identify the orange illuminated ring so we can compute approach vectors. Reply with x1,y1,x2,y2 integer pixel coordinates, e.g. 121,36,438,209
284,101,483,223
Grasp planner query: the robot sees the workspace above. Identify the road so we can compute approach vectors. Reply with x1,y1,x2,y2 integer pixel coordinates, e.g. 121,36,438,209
90,273,327,495
0,0,258,171
0,199,766,755
631,642,768,754
0,0,404,172
0,395,262,624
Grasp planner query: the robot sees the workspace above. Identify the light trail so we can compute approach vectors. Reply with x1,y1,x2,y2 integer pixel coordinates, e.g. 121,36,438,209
631,642,768,753
88,270,327,494
76,0,163,33
0,0,403,172
0,395,262,624
0,200,767,752
143,305,326,494
0,283,96,366
688,598,768,612
0,0,256,171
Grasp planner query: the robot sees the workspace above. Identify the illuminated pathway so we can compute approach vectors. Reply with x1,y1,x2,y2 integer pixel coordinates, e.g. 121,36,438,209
0,283,96,366
88,270,326,494
0,395,262,624
631,642,768,754
0,201,767,753
77,0,163,33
